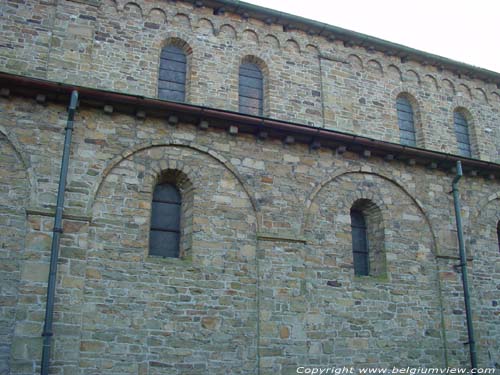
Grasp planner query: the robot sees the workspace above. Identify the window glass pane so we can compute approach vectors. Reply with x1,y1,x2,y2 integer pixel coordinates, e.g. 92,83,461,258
239,62,263,116
149,182,181,258
161,46,186,62
158,46,186,102
351,209,369,276
454,111,471,157
149,230,180,258
353,252,369,276
397,97,416,147
150,202,180,231
153,183,181,203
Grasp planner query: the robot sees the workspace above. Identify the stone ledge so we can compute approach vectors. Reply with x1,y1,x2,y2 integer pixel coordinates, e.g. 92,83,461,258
257,232,307,243
66,0,99,6
26,207,91,222
436,254,474,261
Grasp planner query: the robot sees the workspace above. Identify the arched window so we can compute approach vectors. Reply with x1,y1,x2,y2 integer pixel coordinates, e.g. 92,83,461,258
158,45,187,102
396,96,416,146
351,208,369,276
350,199,386,277
454,111,472,157
149,182,181,257
239,62,263,116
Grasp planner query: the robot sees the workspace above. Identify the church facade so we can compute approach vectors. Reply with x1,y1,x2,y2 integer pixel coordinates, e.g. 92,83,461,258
0,0,499,374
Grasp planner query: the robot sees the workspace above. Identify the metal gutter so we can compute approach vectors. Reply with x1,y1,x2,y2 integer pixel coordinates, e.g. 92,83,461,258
201,0,500,83
451,161,478,369
40,90,79,375
1,72,499,177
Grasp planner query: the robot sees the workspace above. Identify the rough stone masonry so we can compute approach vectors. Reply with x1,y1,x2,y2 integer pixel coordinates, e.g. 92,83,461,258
0,0,499,374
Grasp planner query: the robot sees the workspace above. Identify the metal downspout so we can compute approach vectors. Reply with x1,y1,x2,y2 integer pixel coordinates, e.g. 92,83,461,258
40,90,79,375
451,160,478,369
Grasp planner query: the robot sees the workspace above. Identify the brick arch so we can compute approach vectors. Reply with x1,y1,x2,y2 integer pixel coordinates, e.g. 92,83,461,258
473,87,489,104
240,55,268,77
99,0,118,14
144,160,196,192
241,29,259,45
172,13,192,30
423,74,439,91
219,24,237,40
0,125,36,207
441,78,456,95
367,59,384,76
88,140,258,226
457,83,472,100
301,168,437,253
146,8,167,24
121,2,143,18
347,54,363,70
195,17,216,36
160,36,193,54
305,44,320,56
405,69,421,85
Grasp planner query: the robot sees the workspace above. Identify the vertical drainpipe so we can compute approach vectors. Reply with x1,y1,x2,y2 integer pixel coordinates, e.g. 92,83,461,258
451,160,478,369
40,90,79,375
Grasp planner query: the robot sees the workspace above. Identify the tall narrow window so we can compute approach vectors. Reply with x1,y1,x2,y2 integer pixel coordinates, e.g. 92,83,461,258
239,62,263,116
149,182,181,258
454,111,472,157
497,221,500,254
351,208,369,276
158,45,187,102
396,96,416,146
350,199,386,277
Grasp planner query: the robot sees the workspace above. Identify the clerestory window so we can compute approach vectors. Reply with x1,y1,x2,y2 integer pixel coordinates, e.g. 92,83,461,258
396,96,416,147
239,62,263,116
454,111,472,157
158,45,187,102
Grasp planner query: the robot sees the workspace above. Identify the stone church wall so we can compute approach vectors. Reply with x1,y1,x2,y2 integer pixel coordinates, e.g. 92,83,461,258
1,0,500,373
1,0,499,161
0,96,498,373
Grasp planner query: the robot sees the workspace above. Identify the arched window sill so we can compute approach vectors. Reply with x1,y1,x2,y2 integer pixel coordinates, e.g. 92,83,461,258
353,273,390,283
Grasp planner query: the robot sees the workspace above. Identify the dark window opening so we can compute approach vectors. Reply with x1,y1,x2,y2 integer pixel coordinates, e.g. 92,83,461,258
396,96,416,147
454,111,472,157
158,46,187,102
497,221,500,254
351,208,369,276
149,182,181,258
239,62,263,116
